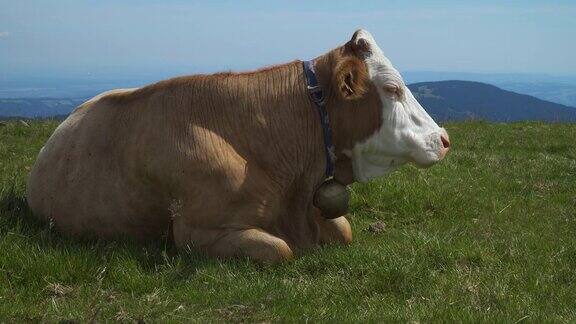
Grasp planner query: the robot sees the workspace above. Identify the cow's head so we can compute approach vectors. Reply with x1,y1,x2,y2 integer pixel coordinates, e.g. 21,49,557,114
327,29,450,183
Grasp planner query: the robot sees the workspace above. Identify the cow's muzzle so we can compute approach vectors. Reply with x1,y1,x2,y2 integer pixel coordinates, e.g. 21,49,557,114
439,130,450,160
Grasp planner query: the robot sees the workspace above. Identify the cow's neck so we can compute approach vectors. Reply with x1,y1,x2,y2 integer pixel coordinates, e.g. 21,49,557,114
311,51,384,185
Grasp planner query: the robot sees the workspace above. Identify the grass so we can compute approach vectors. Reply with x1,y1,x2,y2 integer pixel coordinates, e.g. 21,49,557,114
1,120,575,322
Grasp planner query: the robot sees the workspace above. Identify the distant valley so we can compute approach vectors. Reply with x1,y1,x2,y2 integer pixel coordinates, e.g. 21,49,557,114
0,98,86,119
495,82,576,108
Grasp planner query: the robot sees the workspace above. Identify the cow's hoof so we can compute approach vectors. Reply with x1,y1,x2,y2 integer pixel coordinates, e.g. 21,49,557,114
174,226,294,264
316,214,353,245
247,234,294,263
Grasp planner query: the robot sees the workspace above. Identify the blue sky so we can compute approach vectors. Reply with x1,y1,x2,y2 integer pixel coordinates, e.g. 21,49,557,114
1,0,575,79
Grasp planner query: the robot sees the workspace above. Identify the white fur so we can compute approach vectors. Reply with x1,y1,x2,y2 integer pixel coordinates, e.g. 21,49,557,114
351,30,446,182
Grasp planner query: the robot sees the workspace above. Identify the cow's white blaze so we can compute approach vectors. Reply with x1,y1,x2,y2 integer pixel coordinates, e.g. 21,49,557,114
351,30,447,182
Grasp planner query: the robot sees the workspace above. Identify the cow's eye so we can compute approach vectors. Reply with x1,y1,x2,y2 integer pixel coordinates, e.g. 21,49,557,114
383,85,400,97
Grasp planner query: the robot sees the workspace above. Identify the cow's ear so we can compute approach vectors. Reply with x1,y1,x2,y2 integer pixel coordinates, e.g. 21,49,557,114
333,57,369,100
347,29,372,56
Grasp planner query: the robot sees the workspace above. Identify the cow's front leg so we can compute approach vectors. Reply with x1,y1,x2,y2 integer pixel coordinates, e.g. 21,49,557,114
173,222,293,263
315,210,353,245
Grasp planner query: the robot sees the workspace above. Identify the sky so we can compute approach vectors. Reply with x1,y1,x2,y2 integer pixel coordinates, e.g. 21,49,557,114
1,0,576,80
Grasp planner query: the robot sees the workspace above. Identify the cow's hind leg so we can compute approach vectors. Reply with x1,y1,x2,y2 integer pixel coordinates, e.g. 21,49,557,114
315,211,353,245
173,224,293,263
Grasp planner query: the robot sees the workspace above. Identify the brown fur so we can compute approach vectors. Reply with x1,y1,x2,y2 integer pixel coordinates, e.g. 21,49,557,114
26,39,383,262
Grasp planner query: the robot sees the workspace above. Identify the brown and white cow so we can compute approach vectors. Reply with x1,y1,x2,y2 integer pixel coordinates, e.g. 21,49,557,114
26,30,449,262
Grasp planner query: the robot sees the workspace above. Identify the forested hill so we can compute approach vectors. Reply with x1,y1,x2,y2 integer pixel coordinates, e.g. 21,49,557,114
408,81,576,122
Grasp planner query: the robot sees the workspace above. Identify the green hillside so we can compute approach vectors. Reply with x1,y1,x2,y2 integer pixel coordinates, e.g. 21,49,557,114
1,120,575,322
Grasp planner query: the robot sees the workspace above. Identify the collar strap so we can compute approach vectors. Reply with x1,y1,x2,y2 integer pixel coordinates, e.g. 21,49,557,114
303,60,335,178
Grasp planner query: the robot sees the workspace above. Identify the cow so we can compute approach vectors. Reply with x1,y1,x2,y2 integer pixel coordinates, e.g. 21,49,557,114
26,29,450,263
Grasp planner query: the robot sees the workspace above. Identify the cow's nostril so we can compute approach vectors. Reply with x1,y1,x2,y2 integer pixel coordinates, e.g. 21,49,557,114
441,135,450,149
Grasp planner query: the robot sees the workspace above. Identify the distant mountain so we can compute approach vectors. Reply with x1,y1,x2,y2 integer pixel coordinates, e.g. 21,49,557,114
0,98,86,118
2,81,576,122
403,72,576,107
403,71,576,86
4,71,576,107
408,81,576,122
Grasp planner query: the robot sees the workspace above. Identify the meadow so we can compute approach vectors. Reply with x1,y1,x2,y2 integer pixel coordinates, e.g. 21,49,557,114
0,120,575,322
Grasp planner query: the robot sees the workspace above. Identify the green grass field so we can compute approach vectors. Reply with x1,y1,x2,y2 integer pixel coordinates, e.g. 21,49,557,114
1,120,575,322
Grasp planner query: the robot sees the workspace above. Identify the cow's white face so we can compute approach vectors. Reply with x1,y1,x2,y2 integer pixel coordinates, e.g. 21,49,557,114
350,30,450,182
